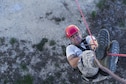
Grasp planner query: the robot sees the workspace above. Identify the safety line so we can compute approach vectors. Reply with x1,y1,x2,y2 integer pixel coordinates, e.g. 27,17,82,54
108,53,126,57
75,0,96,46
75,0,126,57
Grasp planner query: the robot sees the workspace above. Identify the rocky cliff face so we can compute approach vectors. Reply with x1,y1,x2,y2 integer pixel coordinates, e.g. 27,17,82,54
0,0,126,84
0,37,70,84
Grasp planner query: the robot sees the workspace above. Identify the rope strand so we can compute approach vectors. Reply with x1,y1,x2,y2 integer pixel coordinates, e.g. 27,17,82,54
108,53,126,57
75,0,126,57
75,0,96,47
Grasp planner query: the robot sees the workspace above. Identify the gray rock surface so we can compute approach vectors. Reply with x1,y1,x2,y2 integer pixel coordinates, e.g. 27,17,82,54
0,0,126,84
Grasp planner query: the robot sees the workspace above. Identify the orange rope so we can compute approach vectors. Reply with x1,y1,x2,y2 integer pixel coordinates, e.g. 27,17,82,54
108,53,126,57
75,0,126,57
75,0,96,47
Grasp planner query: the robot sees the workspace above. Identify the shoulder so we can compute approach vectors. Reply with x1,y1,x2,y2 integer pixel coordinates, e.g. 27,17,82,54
66,44,78,58
85,35,96,44
67,44,82,51
67,44,75,47
85,35,96,40
66,44,77,53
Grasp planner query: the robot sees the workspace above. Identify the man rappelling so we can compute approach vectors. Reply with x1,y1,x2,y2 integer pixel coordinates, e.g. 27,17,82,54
65,24,120,83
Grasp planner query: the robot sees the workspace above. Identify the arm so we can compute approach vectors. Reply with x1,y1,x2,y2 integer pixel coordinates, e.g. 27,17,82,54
67,55,80,68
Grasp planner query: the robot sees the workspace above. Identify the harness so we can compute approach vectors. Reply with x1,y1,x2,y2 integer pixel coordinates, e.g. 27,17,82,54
75,39,90,51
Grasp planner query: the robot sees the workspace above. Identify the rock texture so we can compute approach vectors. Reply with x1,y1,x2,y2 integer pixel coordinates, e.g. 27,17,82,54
0,0,126,84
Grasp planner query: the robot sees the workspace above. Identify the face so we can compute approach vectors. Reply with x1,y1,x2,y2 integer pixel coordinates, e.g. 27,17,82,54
69,32,82,45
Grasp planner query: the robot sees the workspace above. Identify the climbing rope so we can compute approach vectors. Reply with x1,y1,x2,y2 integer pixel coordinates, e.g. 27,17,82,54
75,0,96,46
108,53,126,57
75,0,126,57
75,0,126,83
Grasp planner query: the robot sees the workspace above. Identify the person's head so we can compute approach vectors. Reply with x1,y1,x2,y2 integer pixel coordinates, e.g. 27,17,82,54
65,25,82,45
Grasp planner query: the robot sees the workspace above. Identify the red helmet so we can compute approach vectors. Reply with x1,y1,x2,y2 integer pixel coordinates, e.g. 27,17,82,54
65,25,80,38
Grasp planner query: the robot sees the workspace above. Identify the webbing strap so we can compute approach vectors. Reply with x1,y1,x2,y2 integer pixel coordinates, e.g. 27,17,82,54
75,39,90,51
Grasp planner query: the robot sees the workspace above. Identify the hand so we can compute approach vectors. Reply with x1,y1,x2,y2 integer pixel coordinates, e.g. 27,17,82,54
90,40,98,51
